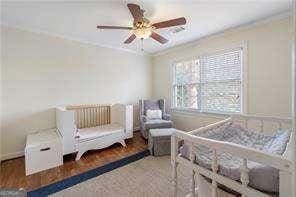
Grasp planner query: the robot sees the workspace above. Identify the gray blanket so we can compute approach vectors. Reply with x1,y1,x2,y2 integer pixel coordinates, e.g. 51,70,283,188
180,122,291,193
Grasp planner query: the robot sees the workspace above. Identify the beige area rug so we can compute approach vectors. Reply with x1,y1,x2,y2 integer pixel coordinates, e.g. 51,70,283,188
51,156,192,197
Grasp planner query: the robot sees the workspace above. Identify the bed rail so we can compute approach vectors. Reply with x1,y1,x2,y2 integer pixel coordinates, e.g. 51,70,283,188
66,104,111,129
231,114,292,133
171,115,294,197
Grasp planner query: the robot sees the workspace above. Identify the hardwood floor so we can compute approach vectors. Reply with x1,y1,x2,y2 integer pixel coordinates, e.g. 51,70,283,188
0,131,147,191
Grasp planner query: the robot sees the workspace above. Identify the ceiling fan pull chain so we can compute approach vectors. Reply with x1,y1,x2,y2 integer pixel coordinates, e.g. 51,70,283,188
141,38,144,51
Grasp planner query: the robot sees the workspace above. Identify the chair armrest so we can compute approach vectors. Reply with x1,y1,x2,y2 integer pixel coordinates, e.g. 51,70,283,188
140,115,147,123
163,114,171,121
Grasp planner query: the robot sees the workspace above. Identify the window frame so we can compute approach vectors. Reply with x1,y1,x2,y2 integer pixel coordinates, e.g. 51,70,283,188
171,42,248,115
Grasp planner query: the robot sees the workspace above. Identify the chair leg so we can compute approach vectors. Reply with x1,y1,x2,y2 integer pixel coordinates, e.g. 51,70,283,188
172,162,178,197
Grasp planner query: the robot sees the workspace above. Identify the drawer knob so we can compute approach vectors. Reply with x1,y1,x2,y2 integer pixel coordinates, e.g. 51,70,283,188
40,147,50,151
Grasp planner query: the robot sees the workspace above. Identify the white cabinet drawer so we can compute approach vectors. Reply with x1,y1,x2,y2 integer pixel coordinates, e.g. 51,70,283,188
25,130,63,175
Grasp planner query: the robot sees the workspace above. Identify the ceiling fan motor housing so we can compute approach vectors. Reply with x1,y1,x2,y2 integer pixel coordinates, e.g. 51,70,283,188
133,18,151,29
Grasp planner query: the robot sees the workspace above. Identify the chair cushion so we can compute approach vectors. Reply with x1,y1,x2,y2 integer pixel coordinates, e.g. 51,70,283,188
149,128,177,137
144,119,172,130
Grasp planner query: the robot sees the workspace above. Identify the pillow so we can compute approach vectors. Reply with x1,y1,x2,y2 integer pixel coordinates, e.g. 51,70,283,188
146,109,162,120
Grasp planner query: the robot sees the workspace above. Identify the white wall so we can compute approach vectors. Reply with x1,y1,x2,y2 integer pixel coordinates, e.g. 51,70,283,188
152,16,293,131
1,26,152,159
0,26,2,161
1,15,293,160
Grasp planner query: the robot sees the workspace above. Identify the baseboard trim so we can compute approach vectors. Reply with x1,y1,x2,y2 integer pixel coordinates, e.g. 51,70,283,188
1,151,24,161
28,149,150,197
2,129,141,161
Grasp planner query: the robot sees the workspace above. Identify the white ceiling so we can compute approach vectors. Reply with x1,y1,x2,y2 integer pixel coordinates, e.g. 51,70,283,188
1,1,293,55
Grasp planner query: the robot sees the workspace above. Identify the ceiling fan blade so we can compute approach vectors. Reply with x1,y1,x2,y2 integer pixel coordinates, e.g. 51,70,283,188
127,3,143,21
97,26,133,30
150,32,168,44
152,17,186,29
124,34,136,44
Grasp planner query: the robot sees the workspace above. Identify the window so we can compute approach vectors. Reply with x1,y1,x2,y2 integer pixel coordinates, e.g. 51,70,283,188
173,48,243,114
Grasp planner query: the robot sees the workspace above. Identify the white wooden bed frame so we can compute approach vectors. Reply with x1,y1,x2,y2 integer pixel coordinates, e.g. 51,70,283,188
56,104,133,160
171,115,295,197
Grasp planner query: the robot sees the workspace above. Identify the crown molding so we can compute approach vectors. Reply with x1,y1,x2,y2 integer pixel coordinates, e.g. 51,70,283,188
1,10,291,58
152,10,293,57
0,22,152,57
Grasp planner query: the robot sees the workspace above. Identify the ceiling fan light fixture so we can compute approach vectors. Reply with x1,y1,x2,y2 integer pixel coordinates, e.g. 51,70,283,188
133,27,152,39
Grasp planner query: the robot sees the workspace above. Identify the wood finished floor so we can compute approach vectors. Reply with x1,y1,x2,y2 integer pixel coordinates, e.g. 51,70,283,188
0,131,147,191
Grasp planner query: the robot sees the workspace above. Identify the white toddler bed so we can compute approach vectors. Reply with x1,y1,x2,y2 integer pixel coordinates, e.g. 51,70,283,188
56,104,133,160
171,115,295,197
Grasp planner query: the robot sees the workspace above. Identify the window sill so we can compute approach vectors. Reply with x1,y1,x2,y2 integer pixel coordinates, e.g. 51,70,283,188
170,107,233,118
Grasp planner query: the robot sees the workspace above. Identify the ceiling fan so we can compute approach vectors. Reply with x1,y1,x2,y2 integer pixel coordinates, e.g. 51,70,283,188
97,3,186,46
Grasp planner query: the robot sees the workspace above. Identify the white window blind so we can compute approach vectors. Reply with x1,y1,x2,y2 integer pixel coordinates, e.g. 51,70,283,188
173,48,243,114
173,60,200,109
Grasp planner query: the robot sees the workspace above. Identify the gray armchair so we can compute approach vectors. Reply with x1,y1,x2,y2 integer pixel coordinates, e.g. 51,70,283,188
139,99,173,139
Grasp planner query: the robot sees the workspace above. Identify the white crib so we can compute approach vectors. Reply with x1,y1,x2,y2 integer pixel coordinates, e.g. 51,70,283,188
56,104,133,160
171,115,295,197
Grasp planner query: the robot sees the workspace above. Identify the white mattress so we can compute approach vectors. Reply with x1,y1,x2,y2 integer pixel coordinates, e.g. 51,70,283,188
76,123,124,142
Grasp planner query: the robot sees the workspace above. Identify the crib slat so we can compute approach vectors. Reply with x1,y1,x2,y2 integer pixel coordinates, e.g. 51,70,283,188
108,106,111,124
91,107,94,126
69,104,111,129
86,108,89,127
171,134,178,197
90,107,92,127
78,110,81,129
78,109,81,129
260,120,264,133
106,106,109,124
102,107,105,125
97,107,102,125
103,106,105,124
90,107,93,127
95,107,97,126
104,106,107,124
240,158,249,197
190,143,196,197
106,106,108,124
98,107,101,125
75,110,78,129
81,109,84,128
101,106,103,124
83,108,86,128
96,106,100,126
212,149,218,197
99,107,101,125
85,108,89,127
89,108,92,127
88,108,91,127
85,108,88,127
278,122,282,130
105,106,107,124
101,106,104,125
92,107,96,126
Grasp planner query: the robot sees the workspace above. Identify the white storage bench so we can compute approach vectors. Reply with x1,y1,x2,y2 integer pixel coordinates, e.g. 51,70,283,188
25,129,63,175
